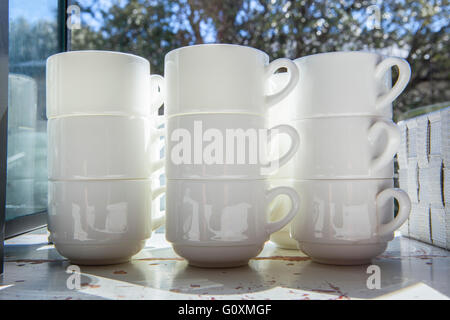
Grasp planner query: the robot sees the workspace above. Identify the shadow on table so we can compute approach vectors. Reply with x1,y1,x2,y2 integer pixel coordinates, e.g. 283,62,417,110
79,246,415,299
3,240,421,300
281,258,414,299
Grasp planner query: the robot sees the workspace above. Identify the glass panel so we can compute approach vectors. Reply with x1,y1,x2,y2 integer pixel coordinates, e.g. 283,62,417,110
6,0,64,222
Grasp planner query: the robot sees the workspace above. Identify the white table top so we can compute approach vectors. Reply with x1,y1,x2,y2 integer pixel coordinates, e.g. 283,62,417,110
1,229,449,300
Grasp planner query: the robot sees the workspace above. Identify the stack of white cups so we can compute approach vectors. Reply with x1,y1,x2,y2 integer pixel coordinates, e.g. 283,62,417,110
268,51,413,265
163,44,302,267
46,51,166,265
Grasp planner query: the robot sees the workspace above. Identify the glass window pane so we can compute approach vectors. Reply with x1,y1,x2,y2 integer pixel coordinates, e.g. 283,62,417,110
6,0,64,222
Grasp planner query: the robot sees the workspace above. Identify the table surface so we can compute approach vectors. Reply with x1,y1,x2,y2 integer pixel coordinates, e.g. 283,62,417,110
1,229,449,300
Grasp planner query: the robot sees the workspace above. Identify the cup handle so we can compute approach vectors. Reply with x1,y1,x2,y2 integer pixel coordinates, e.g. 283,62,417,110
264,58,299,107
152,158,165,174
374,57,411,109
155,114,165,128
151,126,166,174
369,120,401,172
376,188,411,238
261,124,300,175
151,127,166,144
151,186,166,230
265,186,300,235
150,74,165,115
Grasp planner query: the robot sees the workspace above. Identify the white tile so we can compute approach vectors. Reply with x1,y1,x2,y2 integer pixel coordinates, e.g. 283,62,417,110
431,208,450,249
398,215,409,236
406,158,419,203
398,168,410,236
397,121,408,169
406,118,418,159
444,168,450,208
428,111,442,157
430,207,447,249
418,157,444,209
416,115,430,168
440,108,450,167
446,207,450,250
408,203,431,244
398,169,408,192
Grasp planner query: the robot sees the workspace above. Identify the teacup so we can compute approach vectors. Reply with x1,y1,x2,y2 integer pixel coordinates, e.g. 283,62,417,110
166,113,300,179
46,50,164,118
48,115,164,180
272,179,411,265
48,179,165,265
270,116,400,179
164,44,299,116
267,51,411,121
165,179,300,267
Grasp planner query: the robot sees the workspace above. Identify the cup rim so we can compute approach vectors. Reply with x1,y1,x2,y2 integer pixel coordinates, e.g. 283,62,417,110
289,115,392,122
294,50,385,63
165,112,266,119
47,50,150,65
165,43,269,62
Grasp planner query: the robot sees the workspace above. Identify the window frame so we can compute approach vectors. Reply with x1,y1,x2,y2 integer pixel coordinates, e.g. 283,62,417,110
0,0,9,274
1,0,69,244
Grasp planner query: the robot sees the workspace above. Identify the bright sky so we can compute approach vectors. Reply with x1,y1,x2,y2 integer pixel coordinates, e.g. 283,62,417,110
75,0,115,30
10,0,58,23
10,0,447,47
74,0,217,42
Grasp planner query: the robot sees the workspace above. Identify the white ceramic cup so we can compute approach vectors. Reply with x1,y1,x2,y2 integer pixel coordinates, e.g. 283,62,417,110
151,117,166,175
270,116,400,179
164,44,299,116
268,197,298,250
165,179,300,267
166,113,300,179
48,179,165,265
48,115,164,180
267,51,411,121
274,179,411,265
46,50,165,118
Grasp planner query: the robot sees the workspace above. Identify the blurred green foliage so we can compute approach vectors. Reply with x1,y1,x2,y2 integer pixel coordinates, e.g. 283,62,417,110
68,0,448,118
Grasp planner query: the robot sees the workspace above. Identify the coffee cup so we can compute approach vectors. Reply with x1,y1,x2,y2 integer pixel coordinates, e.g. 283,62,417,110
165,179,300,267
